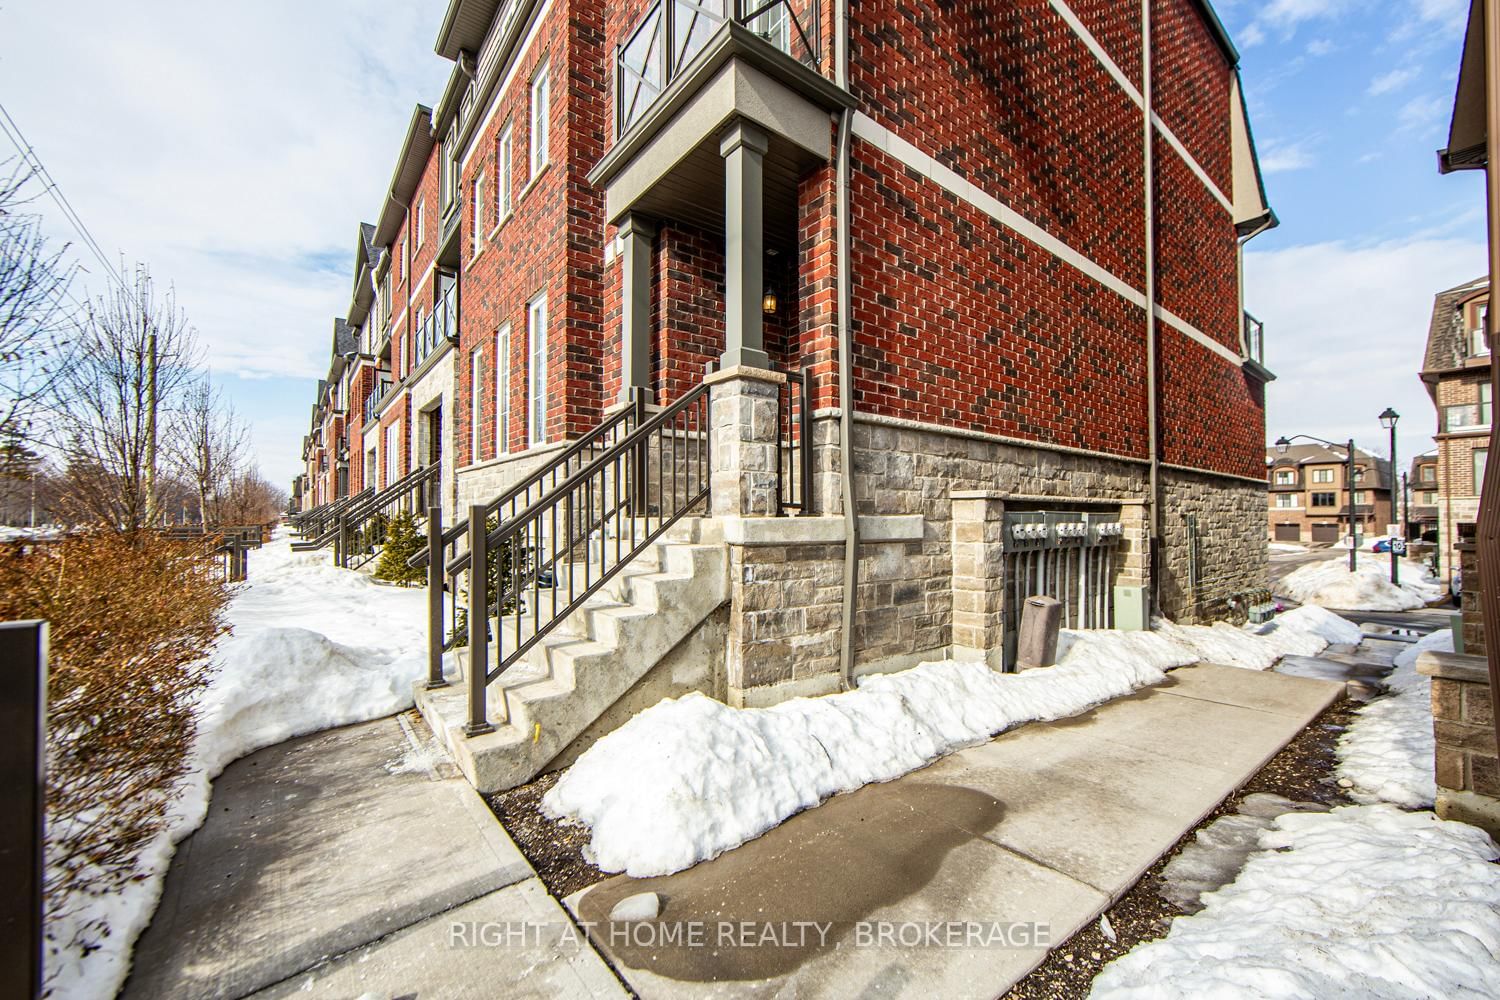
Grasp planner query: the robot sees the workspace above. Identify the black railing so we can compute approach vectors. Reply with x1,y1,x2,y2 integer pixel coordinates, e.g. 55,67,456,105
291,488,371,541
414,286,459,369
616,0,822,135
364,374,394,425
776,365,814,516
334,463,442,569
451,381,712,734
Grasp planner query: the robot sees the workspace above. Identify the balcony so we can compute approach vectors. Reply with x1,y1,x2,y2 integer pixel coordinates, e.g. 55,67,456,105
413,284,458,370
1243,312,1264,366
364,374,394,425
616,0,822,137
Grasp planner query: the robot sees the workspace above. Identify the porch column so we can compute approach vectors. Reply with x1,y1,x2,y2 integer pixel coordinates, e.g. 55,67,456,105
617,213,657,405
719,120,771,371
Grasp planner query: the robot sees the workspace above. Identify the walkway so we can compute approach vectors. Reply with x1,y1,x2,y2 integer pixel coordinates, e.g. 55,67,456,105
565,663,1344,999
122,713,625,1000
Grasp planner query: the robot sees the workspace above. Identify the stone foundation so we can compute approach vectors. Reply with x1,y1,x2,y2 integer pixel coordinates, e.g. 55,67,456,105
1417,649,1500,841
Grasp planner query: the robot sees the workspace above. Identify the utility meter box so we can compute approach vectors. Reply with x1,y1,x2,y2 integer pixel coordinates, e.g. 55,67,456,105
1003,512,1049,552
1046,511,1089,548
1114,584,1149,631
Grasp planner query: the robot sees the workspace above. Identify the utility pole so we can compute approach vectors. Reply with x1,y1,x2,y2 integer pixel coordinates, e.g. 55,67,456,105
1347,439,1358,573
143,301,158,529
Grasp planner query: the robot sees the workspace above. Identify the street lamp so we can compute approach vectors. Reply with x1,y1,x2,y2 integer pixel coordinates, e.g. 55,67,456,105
1379,407,1400,587
1276,433,1359,572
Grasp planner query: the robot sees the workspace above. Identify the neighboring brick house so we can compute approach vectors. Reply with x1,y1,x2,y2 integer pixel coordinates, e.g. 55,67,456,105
296,0,1275,718
1422,276,1492,582
1266,443,1392,545
1408,450,1440,542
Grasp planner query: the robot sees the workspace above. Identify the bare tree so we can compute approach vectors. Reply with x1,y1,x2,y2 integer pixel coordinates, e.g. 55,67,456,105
0,158,77,446
50,265,201,531
166,375,248,527
217,468,287,526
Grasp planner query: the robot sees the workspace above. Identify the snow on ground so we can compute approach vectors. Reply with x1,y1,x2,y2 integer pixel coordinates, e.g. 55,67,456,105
47,531,431,1000
1336,629,1454,809
1268,541,1306,553
1090,805,1500,999
544,607,1362,878
1280,554,1445,611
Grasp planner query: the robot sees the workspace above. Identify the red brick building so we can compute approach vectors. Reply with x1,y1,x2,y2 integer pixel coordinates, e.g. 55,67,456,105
298,0,1274,707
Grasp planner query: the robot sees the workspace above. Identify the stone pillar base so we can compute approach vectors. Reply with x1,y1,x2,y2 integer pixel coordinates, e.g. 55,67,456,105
1418,649,1500,841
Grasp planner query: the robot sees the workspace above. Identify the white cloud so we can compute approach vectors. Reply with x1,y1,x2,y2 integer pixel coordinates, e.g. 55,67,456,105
0,1,451,482
1306,38,1335,56
1246,237,1486,466
1398,93,1451,136
1368,67,1419,96
1258,138,1318,174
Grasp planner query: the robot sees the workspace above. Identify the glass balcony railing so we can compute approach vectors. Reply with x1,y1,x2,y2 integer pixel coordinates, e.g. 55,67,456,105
413,285,459,369
1243,312,1265,367
364,375,393,425
616,0,822,136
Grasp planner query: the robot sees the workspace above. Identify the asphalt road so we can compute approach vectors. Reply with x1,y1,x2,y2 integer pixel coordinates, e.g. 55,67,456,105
1268,544,1454,636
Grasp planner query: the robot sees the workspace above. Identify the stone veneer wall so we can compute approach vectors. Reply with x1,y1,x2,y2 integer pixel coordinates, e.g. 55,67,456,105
727,415,1268,704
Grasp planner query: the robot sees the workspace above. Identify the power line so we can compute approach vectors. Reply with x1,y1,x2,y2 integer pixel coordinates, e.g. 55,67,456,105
0,100,128,294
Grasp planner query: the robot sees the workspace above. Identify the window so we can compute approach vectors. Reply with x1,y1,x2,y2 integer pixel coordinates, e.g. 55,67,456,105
1274,494,1297,508
530,61,550,176
1422,490,1438,505
1422,465,1437,483
1311,492,1336,508
1472,328,1491,358
496,324,512,454
1446,403,1482,430
528,293,548,444
1476,448,1489,491
441,124,458,213
1273,470,1295,485
399,239,406,283
1354,491,1369,505
1482,382,1492,425
498,124,514,221
384,422,401,488
473,173,486,257
1312,469,1334,484
416,198,426,249
470,347,484,462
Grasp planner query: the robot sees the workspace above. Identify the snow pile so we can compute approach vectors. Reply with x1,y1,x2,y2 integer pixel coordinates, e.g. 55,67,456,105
1155,605,1363,671
49,532,431,1000
1337,629,1453,809
1091,805,1500,999
1267,541,1305,552
1280,554,1445,611
545,631,1195,877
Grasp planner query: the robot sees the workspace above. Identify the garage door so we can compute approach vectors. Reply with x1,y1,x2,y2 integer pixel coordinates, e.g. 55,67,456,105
1311,523,1340,543
1274,523,1301,542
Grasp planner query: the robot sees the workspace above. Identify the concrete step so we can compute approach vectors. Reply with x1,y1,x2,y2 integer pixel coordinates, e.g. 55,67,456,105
417,519,728,793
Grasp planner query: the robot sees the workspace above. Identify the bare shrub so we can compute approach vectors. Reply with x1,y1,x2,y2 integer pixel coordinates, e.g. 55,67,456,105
0,530,230,984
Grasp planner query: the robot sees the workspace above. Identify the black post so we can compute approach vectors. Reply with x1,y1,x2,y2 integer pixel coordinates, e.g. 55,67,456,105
0,621,46,1000
336,513,347,568
1347,439,1358,573
464,505,493,736
798,366,815,515
631,388,648,516
1389,420,1400,588
426,506,448,689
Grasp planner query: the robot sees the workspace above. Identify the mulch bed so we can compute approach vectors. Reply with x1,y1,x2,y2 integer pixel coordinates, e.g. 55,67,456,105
1001,697,1359,999
484,769,606,899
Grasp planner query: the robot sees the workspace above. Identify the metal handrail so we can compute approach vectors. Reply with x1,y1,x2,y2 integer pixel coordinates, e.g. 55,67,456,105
411,398,642,571
455,380,712,732
336,463,442,569
292,488,372,540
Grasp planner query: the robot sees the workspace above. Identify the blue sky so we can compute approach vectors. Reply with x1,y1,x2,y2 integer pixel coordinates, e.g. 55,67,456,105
0,0,1487,486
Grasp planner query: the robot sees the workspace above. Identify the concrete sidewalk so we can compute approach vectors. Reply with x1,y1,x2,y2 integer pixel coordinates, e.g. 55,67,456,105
565,663,1344,999
123,714,625,1000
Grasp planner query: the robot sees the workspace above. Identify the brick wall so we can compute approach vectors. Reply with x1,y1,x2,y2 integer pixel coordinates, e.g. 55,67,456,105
1151,0,1231,195
1159,327,1264,479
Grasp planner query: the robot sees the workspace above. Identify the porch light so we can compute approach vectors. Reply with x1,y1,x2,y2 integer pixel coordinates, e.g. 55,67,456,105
762,284,778,316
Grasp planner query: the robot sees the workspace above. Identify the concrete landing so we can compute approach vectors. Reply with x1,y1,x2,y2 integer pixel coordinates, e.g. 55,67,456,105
565,663,1343,1000
123,714,624,1000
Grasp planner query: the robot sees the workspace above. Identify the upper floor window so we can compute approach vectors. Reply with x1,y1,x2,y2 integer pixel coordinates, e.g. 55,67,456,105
1312,468,1334,484
1354,490,1369,505
498,124,514,221
399,239,406,283
1472,328,1491,358
1274,494,1297,509
473,173,486,258
530,61,551,177
1311,492,1336,508
441,123,459,213
1273,469,1295,485
1421,464,1437,483
1477,448,1490,491
415,198,426,248
496,324,512,455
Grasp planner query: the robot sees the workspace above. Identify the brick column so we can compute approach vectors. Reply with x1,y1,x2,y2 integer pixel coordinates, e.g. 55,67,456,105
1418,649,1500,840
950,492,1005,669
709,366,785,518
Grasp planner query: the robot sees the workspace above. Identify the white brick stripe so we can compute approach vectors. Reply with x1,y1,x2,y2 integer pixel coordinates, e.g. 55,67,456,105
851,113,1245,367
1046,0,1232,213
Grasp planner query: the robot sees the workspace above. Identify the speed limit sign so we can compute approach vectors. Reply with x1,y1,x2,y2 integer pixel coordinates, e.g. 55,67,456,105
1391,538,1408,556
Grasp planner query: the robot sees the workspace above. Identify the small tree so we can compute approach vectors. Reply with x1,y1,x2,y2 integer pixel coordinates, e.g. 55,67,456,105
374,510,423,586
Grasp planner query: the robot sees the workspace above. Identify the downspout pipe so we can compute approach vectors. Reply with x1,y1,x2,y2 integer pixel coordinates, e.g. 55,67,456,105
834,0,859,690
1142,0,1161,617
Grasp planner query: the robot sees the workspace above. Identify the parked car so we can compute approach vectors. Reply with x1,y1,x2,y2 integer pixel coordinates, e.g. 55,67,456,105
1371,539,1392,553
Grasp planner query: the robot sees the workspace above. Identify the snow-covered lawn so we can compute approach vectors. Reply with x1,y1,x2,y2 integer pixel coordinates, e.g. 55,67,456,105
49,532,430,1000
1336,629,1452,808
1267,541,1306,553
1090,805,1500,999
544,606,1363,878
1279,554,1445,611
